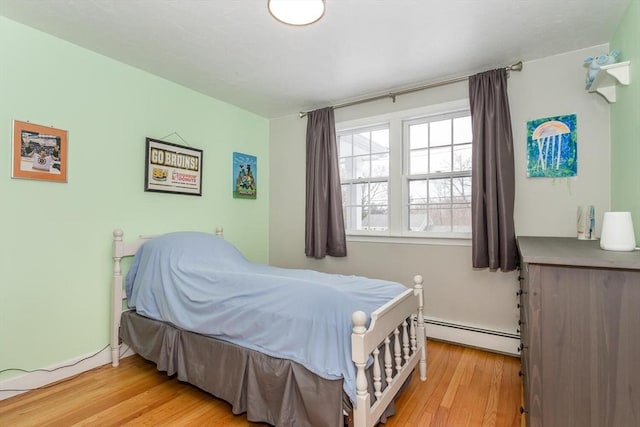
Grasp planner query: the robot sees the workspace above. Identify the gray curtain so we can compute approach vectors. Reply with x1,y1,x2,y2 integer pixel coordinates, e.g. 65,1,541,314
305,107,347,258
469,69,517,271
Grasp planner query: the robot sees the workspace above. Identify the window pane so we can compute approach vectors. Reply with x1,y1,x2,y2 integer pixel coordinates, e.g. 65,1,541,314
426,205,451,232
356,183,369,205
344,206,360,231
409,205,429,231
430,119,451,147
409,123,428,149
429,178,451,203
453,116,472,144
453,143,471,172
339,157,353,180
452,177,471,202
371,129,389,153
342,183,352,205
410,149,428,174
409,180,427,204
370,182,388,204
339,134,352,157
353,132,370,155
353,206,365,230
370,152,389,177
354,155,370,178
452,203,472,233
429,146,452,173
343,206,351,230
360,206,370,230
367,205,388,230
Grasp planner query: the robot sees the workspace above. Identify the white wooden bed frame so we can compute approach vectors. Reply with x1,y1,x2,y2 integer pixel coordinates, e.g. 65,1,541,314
111,228,427,427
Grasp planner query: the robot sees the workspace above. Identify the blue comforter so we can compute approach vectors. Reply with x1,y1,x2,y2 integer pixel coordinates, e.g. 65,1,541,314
125,232,406,404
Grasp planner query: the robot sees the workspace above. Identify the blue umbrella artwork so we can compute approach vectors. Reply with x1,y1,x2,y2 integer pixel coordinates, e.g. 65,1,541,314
526,114,577,178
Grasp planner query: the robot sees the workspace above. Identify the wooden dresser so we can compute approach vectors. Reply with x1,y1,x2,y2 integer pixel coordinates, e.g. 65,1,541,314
517,236,640,427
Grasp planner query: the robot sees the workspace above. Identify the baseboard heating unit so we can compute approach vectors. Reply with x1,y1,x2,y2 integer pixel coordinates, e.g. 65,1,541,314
424,317,520,356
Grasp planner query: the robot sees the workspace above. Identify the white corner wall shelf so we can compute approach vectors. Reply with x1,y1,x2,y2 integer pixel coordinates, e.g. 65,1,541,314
588,61,631,103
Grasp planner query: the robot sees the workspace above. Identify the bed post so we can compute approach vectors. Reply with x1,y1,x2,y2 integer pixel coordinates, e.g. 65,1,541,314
111,229,124,367
414,275,427,380
351,310,371,427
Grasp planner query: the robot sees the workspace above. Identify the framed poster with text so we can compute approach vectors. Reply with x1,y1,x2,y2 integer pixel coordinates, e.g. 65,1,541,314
145,138,203,196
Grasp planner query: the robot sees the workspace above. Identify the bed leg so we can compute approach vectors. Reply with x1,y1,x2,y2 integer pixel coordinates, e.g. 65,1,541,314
112,229,124,368
111,346,120,368
344,410,354,427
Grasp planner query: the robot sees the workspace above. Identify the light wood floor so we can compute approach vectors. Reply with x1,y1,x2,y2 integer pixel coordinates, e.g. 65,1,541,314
0,340,523,427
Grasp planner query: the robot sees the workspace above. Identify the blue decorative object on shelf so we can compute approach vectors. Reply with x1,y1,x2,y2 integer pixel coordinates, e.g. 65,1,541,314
584,50,620,89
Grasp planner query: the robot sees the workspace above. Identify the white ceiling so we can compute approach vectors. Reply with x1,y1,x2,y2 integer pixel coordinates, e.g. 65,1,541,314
0,0,631,119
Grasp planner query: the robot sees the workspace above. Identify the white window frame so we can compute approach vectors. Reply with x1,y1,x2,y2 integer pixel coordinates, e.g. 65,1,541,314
336,99,472,243
403,110,473,239
338,124,390,233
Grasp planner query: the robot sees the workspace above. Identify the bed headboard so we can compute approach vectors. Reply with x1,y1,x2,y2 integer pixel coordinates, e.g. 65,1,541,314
110,227,224,366
112,226,224,258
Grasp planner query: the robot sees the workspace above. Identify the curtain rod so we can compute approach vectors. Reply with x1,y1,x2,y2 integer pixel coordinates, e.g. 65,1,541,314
299,61,523,118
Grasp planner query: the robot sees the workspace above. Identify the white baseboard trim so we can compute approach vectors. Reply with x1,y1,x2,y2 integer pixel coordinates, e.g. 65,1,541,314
1,319,517,401
0,346,135,401
424,317,520,356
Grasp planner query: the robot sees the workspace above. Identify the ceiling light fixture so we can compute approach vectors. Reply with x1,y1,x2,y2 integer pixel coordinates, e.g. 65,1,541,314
268,0,325,26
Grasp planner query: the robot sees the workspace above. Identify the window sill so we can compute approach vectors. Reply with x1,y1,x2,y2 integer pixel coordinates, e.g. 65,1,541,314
346,233,471,247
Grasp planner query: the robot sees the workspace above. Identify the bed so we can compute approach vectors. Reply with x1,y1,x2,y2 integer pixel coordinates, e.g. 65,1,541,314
111,228,426,427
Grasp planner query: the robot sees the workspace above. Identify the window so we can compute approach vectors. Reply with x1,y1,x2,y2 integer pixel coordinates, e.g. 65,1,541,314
337,101,472,239
339,125,390,231
405,112,472,234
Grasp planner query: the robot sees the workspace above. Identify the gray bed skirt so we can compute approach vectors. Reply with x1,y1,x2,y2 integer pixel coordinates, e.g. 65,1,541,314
120,310,402,427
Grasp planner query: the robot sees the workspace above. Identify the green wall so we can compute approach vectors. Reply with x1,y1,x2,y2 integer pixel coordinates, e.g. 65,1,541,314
0,18,269,377
610,0,640,243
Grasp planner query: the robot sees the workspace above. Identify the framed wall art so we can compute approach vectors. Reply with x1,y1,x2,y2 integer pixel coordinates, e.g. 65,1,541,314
233,152,257,199
145,137,203,196
12,120,68,183
526,114,577,178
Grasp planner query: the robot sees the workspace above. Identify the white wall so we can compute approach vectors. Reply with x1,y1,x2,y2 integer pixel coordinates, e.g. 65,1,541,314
511,45,611,236
268,45,610,350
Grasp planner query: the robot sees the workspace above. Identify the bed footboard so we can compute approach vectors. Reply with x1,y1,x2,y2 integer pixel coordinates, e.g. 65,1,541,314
351,275,426,427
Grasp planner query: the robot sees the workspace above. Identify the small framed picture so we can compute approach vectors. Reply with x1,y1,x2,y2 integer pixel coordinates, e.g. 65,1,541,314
233,152,257,199
12,120,68,182
144,137,203,196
